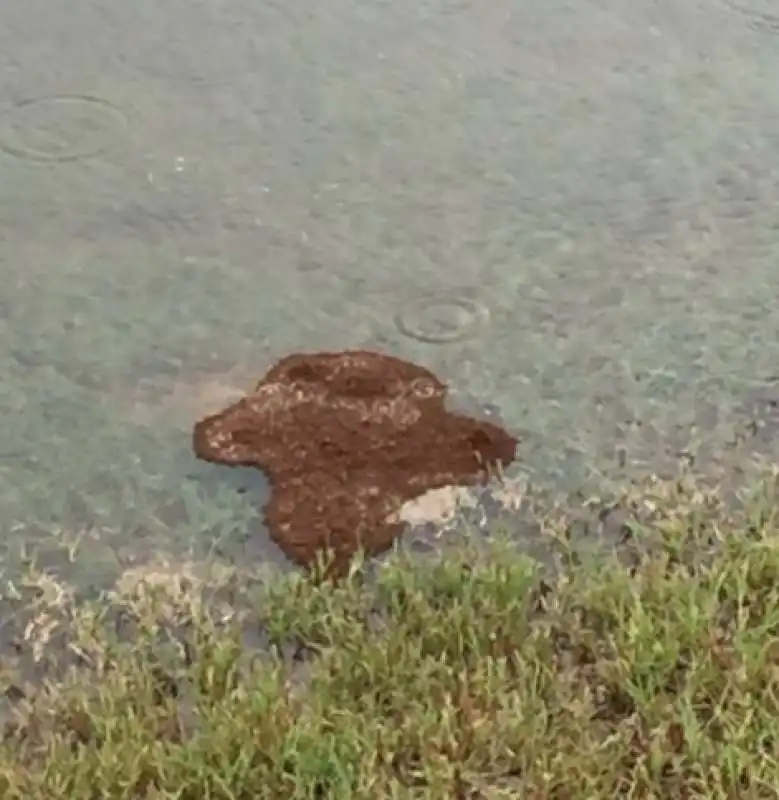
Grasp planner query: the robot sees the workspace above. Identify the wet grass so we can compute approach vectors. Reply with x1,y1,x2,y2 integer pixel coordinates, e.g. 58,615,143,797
2,472,779,797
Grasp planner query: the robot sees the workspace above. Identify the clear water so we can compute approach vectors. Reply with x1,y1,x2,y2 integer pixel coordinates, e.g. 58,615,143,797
2,0,779,590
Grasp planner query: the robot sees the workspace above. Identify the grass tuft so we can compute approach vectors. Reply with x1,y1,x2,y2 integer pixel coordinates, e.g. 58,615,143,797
2,473,779,797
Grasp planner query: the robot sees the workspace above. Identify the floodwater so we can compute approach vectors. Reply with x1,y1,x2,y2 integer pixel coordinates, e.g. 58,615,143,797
2,0,779,591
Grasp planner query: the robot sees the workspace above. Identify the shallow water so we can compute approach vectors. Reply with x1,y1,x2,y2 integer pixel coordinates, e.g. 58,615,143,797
2,0,779,589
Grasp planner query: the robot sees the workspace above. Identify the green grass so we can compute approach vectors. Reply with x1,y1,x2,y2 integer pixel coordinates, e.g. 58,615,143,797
3,472,779,798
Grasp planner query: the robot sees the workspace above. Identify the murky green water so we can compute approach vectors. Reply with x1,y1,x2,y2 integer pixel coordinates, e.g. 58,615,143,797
2,0,779,589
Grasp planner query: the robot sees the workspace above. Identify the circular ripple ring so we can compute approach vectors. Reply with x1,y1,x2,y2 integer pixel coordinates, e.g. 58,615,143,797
394,296,489,344
0,95,128,163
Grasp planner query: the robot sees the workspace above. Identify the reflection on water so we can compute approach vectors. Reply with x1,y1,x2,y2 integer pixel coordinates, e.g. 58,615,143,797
110,372,253,430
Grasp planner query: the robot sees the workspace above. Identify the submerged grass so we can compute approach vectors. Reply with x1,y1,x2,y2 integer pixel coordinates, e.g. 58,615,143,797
2,473,779,797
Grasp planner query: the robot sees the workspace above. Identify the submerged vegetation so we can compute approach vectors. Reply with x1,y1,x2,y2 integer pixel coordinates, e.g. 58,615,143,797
2,472,779,797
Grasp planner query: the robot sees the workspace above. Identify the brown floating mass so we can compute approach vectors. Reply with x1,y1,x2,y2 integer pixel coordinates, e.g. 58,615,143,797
192,350,517,576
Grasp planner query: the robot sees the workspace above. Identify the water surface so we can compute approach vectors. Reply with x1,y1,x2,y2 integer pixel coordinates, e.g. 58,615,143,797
2,0,779,590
